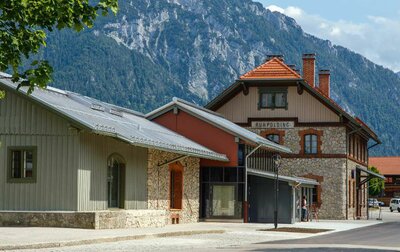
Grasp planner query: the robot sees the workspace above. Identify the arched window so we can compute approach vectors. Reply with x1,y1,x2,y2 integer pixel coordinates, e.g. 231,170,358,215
169,162,183,209
266,134,280,144
304,134,318,154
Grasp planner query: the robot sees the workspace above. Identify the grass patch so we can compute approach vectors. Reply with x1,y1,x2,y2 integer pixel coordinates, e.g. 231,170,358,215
257,227,332,234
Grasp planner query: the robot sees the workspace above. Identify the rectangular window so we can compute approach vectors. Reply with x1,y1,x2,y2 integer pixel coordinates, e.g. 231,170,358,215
259,88,287,109
304,134,318,154
8,147,36,183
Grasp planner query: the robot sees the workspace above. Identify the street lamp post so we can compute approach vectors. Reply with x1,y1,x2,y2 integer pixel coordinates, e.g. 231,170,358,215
273,154,282,229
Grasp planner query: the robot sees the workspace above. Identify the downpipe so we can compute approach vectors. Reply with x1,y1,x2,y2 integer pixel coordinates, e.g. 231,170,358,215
244,144,262,223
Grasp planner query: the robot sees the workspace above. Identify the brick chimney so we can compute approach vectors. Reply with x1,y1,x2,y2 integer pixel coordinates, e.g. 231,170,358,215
318,70,330,97
302,53,316,87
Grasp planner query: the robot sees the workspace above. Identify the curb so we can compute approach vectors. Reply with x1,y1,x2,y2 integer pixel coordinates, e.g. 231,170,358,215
251,243,400,251
0,229,225,251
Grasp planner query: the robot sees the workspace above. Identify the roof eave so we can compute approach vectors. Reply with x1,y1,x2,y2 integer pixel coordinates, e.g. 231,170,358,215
94,129,229,162
0,79,94,132
238,78,303,82
299,80,380,143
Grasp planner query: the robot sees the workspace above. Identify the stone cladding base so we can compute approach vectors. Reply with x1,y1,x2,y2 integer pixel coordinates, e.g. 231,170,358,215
0,210,167,229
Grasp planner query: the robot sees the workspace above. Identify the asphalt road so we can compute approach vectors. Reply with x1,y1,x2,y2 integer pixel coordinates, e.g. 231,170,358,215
264,221,400,247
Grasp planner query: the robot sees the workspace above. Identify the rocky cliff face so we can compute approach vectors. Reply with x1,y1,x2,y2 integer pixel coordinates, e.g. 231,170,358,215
42,0,400,155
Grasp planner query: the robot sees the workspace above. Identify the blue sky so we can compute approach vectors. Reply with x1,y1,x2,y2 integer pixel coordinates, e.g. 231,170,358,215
256,0,400,71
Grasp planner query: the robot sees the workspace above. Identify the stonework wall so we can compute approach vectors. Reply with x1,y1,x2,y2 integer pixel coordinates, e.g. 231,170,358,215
248,125,348,220
95,210,166,229
147,149,200,224
347,159,368,219
248,126,347,155
0,210,167,229
280,158,347,219
0,211,96,229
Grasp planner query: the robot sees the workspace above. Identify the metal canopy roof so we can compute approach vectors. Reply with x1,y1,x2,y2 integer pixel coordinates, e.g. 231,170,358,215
147,98,292,154
356,166,385,180
0,76,228,162
247,168,319,186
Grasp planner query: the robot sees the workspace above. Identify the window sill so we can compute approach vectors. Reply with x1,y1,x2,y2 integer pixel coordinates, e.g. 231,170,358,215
7,178,36,184
260,107,287,110
170,208,182,211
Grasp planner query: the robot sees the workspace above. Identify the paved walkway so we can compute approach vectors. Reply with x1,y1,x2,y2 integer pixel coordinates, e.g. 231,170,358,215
266,222,400,247
0,220,382,251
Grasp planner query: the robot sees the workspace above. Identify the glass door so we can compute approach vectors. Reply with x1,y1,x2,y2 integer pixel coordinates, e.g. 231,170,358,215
211,185,236,218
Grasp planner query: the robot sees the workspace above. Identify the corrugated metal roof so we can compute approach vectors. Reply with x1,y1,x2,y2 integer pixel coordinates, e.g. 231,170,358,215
0,77,228,162
247,168,319,186
146,98,292,154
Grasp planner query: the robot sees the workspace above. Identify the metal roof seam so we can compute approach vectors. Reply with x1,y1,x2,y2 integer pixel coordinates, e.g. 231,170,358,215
0,77,228,162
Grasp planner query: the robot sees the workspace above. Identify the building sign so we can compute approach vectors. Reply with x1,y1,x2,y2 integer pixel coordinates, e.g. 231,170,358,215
251,121,294,129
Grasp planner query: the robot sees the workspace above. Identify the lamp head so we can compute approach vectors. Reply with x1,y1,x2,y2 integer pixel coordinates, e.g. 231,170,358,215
273,154,282,167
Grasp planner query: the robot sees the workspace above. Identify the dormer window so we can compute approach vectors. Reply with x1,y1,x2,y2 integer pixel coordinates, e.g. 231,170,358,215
259,87,287,109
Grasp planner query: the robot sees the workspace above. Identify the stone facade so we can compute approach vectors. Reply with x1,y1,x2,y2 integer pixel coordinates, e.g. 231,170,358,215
0,211,96,229
147,149,200,224
95,210,166,229
0,210,167,229
280,158,347,219
347,159,368,219
249,125,359,220
248,126,347,155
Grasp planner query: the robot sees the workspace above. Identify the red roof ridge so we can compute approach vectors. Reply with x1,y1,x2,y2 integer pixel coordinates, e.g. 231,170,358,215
240,57,301,80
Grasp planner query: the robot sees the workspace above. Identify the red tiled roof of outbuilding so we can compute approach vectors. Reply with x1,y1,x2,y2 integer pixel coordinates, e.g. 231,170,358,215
369,157,400,175
240,57,301,80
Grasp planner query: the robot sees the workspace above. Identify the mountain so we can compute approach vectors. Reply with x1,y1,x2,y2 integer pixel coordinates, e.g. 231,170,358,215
39,0,400,156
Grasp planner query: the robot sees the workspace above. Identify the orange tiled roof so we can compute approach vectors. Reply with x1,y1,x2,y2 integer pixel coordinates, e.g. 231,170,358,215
369,157,400,175
240,57,301,80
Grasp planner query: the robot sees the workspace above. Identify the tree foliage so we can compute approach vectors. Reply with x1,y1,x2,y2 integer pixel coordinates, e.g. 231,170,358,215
369,166,385,196
0,0,118,94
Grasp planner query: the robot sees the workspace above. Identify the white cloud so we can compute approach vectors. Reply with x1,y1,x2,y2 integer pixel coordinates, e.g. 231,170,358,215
266,5,285,14
266,5,400,72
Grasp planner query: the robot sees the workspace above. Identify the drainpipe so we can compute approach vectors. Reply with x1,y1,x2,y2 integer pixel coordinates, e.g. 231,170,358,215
346,127,363,220
244,144,262,223
366,141,381,220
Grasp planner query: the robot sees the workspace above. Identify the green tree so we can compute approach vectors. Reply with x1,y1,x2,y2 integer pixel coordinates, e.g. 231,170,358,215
369,166,385,196
0,0,118,94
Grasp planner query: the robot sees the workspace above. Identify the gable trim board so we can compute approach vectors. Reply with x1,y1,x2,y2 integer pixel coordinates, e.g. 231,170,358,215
0,76,228,162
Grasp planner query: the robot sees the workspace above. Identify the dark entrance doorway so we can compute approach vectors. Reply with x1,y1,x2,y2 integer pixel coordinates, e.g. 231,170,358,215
200,167,245,220
248,175,292,223
107,154,125,208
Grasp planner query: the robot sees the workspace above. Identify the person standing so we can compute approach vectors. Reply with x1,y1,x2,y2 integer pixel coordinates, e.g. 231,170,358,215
301,196,307,221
